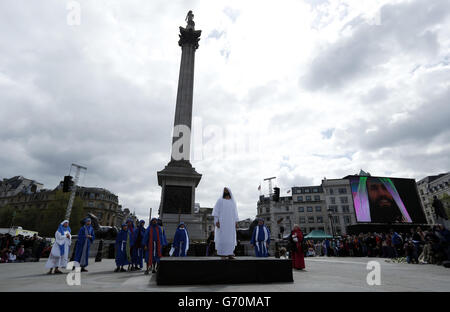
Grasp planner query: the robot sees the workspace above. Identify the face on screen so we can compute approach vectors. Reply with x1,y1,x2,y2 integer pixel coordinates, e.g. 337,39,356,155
367,179,395,210
350,176,424,223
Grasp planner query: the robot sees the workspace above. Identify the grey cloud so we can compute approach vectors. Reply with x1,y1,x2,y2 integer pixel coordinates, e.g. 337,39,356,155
301,23,386,91
0,0,190,221
334,78,450,153
361,85,389,104
321,128,335,139
207,29,225,40
278,171,314,189
220,48,230,59
223,7,240,23
1,0,449,222
305,0,329,8
301,0,450,91
312,153,354,161
360,87,450,150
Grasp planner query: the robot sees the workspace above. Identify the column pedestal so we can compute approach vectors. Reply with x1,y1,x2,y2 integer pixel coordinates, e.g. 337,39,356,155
157,163,203,240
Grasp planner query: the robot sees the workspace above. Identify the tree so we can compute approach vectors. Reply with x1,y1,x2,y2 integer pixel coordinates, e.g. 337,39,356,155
39,190,84,237
0,190,84,237
0,206,14,228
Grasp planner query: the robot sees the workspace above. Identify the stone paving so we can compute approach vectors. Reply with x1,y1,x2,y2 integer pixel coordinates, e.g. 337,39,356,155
0,257,449,292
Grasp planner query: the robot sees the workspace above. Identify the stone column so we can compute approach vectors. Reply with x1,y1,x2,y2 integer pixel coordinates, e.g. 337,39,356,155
156,13,203,240
169,25,201,167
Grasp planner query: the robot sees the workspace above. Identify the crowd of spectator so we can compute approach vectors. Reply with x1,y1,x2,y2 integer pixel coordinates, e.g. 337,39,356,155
0,234,50,263
303,225,450,266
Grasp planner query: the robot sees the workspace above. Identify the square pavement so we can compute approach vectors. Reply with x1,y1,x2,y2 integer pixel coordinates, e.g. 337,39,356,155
0,257,449,292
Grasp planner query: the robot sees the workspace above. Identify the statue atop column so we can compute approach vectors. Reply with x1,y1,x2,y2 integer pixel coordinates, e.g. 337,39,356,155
179,11,201,50
185,10,195,30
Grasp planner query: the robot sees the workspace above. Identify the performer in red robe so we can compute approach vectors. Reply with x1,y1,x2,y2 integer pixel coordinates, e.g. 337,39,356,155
290,225,305,270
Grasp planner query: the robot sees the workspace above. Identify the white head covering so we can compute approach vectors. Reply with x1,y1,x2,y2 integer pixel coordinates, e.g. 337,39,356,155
57,220,71,235
222,187,236,206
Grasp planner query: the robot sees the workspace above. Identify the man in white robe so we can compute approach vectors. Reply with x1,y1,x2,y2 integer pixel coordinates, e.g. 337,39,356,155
46,220,72,274
212,187,239,259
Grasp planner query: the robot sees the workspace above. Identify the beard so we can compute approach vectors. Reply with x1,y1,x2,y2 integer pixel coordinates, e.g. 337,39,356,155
374,196,395,209
369,195,403,223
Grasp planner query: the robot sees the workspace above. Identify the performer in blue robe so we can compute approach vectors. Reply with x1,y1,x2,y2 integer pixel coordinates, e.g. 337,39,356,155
132,220,146,270
114,223,131,272
126,219,136,270
74,218,95,272
250,218,270,257
143,218,163,274
45,220,71,274
170,222,190,257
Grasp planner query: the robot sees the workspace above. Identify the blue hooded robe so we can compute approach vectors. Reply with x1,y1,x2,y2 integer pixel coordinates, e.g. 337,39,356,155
74,218,95,267
126,219,137,266
143,218,163,266
115,225,131,267
171,222,190,257
250,220,270,257
57,220,71,257
132,220,146,268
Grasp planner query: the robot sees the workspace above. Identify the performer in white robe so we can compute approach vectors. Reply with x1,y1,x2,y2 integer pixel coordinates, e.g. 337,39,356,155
212,187,239,259
45,220,72,274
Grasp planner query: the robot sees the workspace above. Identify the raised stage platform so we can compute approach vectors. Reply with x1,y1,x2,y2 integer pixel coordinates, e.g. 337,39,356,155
156,257,293,285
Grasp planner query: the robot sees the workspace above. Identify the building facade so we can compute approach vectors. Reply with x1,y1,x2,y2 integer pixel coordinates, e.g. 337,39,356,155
417,172,450,224
0,188,54,225
237,218,253,229
0,176,44,203
321,178,357,236
257,194,293,239
75,186,122,226
291,185,328,235
0,176,128,228
257,180,357,238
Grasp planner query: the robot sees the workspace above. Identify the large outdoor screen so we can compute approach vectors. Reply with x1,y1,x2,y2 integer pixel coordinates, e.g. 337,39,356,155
348,176,426,223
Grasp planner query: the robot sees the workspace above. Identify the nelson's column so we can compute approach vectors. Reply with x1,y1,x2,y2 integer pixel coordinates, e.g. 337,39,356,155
157,11,203,239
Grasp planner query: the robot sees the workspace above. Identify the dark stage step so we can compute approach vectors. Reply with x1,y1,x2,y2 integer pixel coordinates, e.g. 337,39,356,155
156,257,293,285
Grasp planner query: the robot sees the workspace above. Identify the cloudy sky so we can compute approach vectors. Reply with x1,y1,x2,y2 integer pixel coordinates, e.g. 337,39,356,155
1,0,449,223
